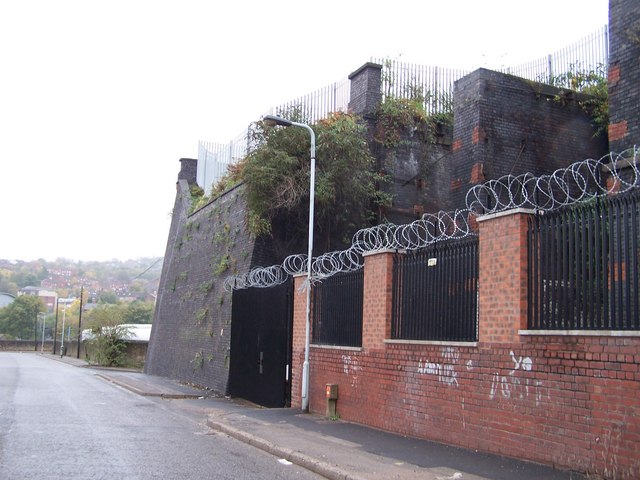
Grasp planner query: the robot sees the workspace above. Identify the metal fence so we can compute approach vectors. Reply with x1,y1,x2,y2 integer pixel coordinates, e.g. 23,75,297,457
374,58,467,115
198,26,608,194
264,78,351,125
312,269,363,347
197,79,350,194
504,25,609,86
528,189,640,331
392,238,479,342
197,131,248,194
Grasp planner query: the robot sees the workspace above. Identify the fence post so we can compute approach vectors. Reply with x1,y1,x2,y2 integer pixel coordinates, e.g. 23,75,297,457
362,250,395,350
476,209,535,343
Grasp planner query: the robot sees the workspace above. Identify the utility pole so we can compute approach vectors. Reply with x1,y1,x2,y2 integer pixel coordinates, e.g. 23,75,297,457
33,306,38,351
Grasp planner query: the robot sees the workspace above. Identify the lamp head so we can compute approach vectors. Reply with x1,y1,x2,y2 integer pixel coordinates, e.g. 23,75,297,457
263,115,293,127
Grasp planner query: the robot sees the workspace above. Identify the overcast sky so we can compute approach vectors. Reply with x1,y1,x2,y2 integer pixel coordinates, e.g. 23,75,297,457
0,0,608,262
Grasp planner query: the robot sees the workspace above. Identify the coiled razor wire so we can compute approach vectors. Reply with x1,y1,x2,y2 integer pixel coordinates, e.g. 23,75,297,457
224,147,639,291
466,147,639,214
223,208,476,291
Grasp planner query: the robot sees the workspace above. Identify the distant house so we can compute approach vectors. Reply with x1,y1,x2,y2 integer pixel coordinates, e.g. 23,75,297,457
17,286,57,311
0,292,15,309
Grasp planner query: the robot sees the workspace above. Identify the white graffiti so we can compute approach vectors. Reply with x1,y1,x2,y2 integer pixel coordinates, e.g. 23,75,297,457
489,351,548,406
418,347,459,387
341,355,361,388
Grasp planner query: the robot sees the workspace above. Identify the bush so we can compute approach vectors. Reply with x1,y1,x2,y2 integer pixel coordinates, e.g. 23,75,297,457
86,324,132,367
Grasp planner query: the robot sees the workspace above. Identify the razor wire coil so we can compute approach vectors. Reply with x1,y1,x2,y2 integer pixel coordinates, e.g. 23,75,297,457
225,147,639,291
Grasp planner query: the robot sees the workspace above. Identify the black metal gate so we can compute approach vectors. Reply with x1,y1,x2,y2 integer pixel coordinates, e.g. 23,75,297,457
228,280,293,407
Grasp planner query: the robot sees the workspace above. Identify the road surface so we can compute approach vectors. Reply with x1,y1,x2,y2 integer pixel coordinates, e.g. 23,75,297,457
0,352,321,479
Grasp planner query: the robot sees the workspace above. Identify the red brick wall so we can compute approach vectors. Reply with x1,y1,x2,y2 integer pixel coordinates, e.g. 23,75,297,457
291,274,308,409
296,210,640,479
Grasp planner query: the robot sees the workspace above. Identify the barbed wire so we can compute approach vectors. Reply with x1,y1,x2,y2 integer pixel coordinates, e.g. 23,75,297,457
225,146,639,291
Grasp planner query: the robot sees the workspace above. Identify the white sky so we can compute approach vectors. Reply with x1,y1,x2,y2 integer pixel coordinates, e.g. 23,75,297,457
0,0,608,262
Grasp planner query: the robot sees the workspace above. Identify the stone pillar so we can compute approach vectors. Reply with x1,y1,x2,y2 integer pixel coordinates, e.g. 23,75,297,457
348,62,382,118
178,158,198,184
362,250,395,350
477,209,534,343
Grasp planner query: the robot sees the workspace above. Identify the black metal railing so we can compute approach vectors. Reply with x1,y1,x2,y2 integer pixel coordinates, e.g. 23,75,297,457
312,269,363,347
528,190,640,330
392,238,479,342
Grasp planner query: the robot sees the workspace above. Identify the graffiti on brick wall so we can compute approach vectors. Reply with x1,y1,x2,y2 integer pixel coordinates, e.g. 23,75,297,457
341,354,361,388
489,351,548,406
418,347,459,387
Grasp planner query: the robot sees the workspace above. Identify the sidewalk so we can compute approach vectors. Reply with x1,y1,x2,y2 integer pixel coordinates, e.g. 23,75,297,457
47,354,584,480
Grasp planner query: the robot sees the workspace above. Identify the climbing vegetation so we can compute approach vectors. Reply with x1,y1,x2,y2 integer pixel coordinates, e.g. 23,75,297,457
213,110,392,251
547,63,608,137
375,88,453,148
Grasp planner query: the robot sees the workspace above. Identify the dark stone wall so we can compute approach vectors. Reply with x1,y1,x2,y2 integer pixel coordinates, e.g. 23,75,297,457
349,62,454,224
145,177,264,393
374,131,453,224
450,69,608,209
608,0,640,152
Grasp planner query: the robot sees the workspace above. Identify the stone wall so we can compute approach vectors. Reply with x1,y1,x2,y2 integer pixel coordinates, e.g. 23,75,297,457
145,161,274,392
450,69,608,208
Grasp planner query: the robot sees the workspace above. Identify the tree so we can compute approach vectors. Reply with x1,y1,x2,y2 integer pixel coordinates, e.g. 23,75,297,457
0,271,18,295
0,295,45,339
83,304,124,331
97,290,119,304
227,111,391,253
122,301,154,324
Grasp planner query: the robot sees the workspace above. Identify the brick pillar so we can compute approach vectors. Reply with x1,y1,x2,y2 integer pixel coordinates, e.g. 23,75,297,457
477,209,534,343
362,250,395,350
348,62,382,118
290,274,308,409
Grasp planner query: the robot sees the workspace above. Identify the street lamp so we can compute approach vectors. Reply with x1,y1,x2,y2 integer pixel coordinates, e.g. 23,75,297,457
263,114,315,413
60,301,68,357
39,312,46,352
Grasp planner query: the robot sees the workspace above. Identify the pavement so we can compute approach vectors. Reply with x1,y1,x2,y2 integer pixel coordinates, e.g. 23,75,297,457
45,353,586,480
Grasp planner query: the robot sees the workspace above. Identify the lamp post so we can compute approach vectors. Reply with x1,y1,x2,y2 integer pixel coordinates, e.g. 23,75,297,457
60,301,67,357
263,114,315,413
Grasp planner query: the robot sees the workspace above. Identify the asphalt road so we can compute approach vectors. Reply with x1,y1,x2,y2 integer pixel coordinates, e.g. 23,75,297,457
0,352,322,480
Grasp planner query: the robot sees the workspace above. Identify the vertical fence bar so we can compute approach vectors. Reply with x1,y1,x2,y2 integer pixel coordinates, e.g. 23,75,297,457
631,195,639,328
622,197,631,328
594,199,603,328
